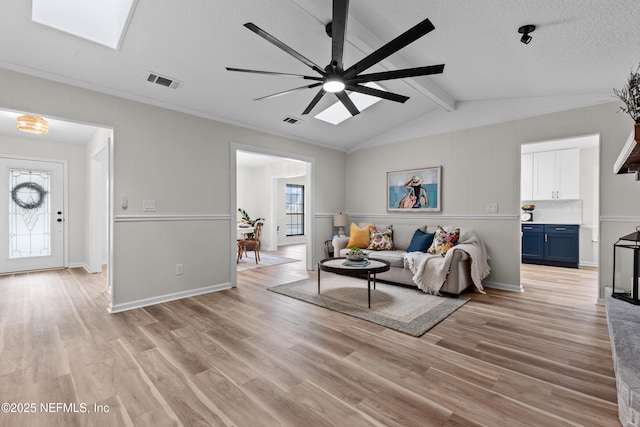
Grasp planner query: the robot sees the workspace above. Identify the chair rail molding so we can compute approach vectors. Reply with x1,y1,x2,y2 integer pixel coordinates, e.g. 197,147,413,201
115,214,230,222
347,212,519,221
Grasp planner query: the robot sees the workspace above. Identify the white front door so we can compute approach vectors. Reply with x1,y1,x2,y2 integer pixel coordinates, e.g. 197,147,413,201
0,157,65,273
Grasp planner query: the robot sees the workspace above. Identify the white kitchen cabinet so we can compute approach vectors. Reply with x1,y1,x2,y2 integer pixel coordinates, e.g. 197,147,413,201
521,153,533,200
531,148,580,200
533,151,556,200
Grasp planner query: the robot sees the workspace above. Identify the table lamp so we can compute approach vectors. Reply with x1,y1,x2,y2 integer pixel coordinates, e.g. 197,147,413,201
333,213,347,237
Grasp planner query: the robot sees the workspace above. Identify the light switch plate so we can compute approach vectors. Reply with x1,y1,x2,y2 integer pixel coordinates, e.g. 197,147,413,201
143,200,156,212
486,203,498,213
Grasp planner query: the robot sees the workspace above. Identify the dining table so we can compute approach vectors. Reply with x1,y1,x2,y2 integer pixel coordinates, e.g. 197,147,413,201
236,224,255,261
236,224,254,237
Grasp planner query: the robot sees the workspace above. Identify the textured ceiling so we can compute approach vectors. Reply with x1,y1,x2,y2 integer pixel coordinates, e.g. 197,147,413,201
0,0,638,151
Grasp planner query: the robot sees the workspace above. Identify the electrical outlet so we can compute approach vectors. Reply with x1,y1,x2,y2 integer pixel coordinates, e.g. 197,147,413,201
175,264,184,275
143,200,156,212
486,203,498,213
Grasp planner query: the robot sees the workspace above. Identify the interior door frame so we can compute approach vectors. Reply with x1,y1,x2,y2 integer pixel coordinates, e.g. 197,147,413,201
0,154,69,270
230,143,315,287
519,133,601,302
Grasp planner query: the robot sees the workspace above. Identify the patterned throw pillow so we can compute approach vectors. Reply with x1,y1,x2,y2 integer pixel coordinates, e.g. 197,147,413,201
427,226,460,255
346,223,372,248
368,226,393,251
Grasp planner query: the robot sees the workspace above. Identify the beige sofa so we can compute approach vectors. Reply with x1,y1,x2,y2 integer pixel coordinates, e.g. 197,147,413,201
331,223,473,296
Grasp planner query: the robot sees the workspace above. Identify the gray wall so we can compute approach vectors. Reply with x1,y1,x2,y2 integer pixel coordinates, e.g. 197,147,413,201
2,65,635,306
345,101,633,300
0,68,346,311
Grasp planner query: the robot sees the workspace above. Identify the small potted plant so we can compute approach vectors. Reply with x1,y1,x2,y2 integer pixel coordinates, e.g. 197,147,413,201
346,247,366,261
613,62,640,127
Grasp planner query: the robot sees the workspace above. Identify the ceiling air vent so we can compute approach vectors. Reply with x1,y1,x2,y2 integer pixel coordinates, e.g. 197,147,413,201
282,116,302,125
146,72,182,89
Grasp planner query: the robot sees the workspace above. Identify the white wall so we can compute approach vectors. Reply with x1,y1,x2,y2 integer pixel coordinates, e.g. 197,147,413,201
346,101,633,300
579,146,599,266
237,157,308,250
86,128,110,272
0,133,88,267
0,68,346,311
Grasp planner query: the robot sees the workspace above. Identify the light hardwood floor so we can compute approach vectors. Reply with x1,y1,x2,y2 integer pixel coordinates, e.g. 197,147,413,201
0,245,618,426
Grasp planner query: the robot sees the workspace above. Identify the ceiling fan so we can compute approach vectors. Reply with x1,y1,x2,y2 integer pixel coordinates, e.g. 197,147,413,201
226,0,445,117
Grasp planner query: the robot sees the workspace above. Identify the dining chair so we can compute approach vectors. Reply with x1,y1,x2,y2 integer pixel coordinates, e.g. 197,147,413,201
237,222,263,263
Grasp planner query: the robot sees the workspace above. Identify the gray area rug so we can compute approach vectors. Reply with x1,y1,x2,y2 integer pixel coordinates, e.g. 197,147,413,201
237,253,300,271
268,274,468,336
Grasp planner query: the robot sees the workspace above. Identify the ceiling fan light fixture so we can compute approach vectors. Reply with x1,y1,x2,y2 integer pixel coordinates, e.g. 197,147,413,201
16,115,49,135
323,78,345,93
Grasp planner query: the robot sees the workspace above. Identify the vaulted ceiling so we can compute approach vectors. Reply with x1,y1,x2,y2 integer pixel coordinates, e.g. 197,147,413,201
0,0,638,152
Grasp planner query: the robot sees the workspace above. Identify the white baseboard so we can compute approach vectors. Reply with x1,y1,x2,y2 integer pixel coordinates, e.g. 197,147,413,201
109,282,233,313
483,281,524,292
67,262,91,273
579,261,599,268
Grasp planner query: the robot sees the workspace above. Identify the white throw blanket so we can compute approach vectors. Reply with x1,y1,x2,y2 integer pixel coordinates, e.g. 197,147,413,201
405,227,490,295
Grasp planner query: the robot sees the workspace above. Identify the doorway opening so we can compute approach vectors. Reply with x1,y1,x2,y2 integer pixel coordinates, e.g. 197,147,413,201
231,145,314,286
519,134,600,290
0,108,113,302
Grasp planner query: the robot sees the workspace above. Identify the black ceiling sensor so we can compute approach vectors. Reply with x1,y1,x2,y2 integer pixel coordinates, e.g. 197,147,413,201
518,25,536,44
226,0,445,117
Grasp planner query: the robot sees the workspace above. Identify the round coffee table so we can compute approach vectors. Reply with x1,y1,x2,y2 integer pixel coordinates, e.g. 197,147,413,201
317,257,391,308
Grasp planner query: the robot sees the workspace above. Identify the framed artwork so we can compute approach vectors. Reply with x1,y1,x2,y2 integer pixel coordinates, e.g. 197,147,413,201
387,166,441,212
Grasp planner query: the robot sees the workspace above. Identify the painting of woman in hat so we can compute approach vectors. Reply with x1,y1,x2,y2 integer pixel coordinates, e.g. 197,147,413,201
400,176,428,208
387,166,441,212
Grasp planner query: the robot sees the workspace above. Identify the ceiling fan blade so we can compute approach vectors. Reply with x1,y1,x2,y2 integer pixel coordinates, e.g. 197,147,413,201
344,84,409,103
302,89,326,115
336,91,360,116
331,0,349,70
226,67,322,81
349,64,445,84
255,83,322,101
244,23,325,75
344,18,436,78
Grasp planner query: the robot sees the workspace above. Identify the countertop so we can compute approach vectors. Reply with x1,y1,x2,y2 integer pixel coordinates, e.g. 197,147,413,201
522,222,580,226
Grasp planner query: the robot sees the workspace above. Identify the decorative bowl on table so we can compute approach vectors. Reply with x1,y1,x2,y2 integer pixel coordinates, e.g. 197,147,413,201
346,248,366,261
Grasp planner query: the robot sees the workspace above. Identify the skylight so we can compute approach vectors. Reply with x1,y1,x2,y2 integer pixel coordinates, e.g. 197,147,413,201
31,0,137,50
314,82,385,125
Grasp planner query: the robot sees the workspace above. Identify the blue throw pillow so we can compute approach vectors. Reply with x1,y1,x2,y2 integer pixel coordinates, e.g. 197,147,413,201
407,229,435,253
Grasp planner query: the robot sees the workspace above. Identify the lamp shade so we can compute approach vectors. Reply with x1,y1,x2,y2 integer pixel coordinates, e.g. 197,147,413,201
17,115,48,135
333,213,347,228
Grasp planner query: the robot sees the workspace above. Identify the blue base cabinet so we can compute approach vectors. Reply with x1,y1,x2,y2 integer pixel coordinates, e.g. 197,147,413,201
522,224,579,268
522,224,544,260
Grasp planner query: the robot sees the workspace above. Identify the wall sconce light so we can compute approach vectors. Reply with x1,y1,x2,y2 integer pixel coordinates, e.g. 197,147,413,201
17,115,49,135
518,24,536,45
